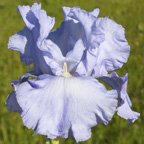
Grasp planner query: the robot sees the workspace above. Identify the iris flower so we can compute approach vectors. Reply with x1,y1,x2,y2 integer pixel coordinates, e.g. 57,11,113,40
6,3,140,143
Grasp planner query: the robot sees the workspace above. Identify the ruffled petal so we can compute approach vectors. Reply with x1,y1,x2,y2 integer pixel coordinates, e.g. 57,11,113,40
117,100,140,123
68,7,96,41
11,75,117,142
75,50,98,76
6,80,23,113
49,17,84,57
66,7,106,76
8,27,51,74
62,6,78,23
92,18,130,77
6,92,22,113
40,39,64,76
89,8,100,17
100,72,140,122
18,3,55,75
8,31,27,54
68,7,104,50
10,4,85,76
9,3,57,75
63,6,99,21
67,11,130,77
18,5,33,29
18,3,55,41
8,27,34,65
66,39,86,72
49,6,100,61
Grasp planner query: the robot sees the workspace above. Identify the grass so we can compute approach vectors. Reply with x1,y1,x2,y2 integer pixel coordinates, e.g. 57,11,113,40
0,0,144,144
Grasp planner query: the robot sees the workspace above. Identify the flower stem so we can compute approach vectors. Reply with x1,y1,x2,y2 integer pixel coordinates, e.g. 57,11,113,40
50,139,60,144
46,138,64,144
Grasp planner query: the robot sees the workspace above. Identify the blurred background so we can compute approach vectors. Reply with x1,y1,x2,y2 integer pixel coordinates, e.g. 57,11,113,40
0,0,144,143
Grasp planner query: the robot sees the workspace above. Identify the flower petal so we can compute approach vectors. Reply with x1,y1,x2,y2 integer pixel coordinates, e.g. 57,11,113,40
68,7,103,49
8,27,34,65
9,3,58,75
92,18,130,77
63,6,99,21
40,39,65,75
18,3,55,41
66,7,106,76
66,39,86,72
75,50,98,76
18,5,33,29
8,27,52,74
12,75,117,142
62,6,78,23
49,18,83,57
89,8,100,17
8,30,27,54
67,11,130,77
68,7,96,40
6,92,22,113
49,6,100,61
100,72,140,122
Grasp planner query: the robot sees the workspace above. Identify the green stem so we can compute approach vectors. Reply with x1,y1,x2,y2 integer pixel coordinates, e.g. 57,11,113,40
46,138,64,144
51,139,60,144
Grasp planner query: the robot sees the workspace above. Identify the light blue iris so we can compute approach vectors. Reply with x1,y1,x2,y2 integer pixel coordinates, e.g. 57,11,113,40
6,3,140,143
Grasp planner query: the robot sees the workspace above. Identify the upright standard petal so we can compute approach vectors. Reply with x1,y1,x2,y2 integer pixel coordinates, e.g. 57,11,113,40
18,3,55,41
40,39,64,76
49,6,100,65
63,6,99,21
68,9,130,77
48,16,84,57
92,18,130,77
68,7,102,49
62,6,78,22
10,75,118,142
8,27,51,74
8,27,34,65
40,39,86,76
66,7,105,76
100,72,140,122
66,39,86,72
9,3,58,75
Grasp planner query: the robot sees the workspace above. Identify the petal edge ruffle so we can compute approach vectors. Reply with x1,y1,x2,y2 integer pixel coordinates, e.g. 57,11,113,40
100,72,140,122
9,75,118,142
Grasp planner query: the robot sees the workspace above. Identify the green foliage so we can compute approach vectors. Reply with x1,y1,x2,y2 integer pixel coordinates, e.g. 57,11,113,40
0,0,144,144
